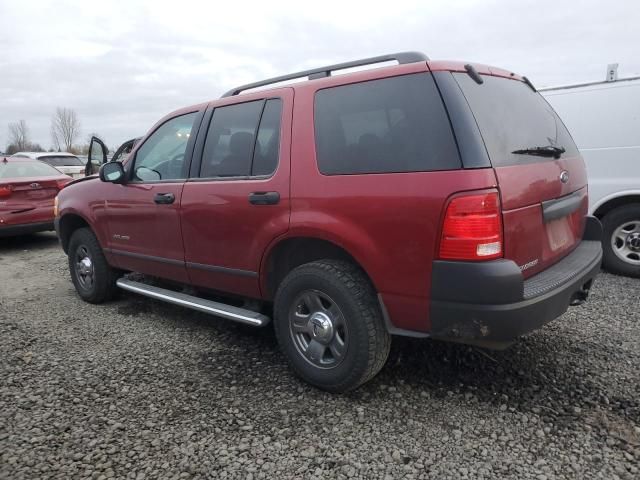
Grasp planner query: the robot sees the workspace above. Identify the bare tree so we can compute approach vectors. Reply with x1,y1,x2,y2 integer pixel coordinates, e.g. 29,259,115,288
51,107,81,152
8,120,30,151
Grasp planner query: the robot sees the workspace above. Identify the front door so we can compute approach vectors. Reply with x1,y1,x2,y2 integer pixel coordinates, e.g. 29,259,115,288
180,90,293,298
104,111,201,283
86,136,108,176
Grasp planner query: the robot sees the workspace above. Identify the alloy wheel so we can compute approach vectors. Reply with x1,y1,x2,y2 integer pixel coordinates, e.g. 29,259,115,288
289,290,348,369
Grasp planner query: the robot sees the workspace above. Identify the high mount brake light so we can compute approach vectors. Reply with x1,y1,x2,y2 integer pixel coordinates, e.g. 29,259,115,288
438,191,503,261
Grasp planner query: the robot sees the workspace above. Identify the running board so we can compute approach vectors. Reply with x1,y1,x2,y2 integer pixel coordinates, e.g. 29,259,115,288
116,278,270,327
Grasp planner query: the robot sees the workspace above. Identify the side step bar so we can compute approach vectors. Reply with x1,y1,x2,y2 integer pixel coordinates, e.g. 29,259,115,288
116,278,270,327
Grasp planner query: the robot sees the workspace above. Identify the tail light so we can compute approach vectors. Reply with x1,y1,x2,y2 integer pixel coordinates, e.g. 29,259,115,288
0,185,12,198
56,179,70,191
438,191,503,261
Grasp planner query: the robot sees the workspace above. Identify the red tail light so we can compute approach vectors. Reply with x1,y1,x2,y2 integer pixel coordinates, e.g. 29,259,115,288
438,191,503,261
0,185,12,198
56,179,70,191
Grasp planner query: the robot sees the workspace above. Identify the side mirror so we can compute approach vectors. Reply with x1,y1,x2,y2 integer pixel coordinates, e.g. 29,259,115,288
99,162,125,183
86,136,108,176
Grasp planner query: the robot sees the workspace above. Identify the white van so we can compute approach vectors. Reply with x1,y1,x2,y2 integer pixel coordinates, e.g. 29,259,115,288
541,69,640,278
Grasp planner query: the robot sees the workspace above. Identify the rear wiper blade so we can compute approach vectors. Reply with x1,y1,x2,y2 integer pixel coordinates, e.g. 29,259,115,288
511,145,565,159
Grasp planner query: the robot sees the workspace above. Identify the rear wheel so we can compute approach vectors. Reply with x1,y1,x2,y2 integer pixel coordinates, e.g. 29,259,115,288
68,228,120,303
274,260,390,392
602,204,640,278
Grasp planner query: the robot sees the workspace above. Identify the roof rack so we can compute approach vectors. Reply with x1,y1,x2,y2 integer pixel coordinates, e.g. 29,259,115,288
221,51,429,98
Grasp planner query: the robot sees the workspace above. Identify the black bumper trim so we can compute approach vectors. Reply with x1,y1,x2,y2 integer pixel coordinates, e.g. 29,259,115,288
429,216,603,348
0,221,55,238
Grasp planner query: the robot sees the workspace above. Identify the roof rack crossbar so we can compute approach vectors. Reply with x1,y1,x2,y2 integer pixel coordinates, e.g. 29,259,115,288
221,51,429,97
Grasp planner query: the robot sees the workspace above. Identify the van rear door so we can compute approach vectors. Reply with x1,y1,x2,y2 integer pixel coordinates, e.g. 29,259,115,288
454,73,588,278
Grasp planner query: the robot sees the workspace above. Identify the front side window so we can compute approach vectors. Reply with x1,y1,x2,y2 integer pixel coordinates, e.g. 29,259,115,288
200,99,282,178
314,73,461,175
133,112,197,181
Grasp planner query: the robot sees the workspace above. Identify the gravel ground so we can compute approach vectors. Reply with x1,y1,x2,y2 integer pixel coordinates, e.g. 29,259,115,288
1,232,639,480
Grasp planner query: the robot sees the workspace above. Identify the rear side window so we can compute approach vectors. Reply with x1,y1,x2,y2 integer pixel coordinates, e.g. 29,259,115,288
454,74,579,167
200,99,282,178
314,73,460,175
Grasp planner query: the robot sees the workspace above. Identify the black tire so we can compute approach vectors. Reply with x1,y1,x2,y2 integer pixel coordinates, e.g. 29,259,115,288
601,204,640,278
273,259,391,392
68,227,120,303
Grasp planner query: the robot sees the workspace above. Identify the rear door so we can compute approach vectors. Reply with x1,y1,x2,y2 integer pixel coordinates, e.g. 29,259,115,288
454,73,588,277
180,89,293,298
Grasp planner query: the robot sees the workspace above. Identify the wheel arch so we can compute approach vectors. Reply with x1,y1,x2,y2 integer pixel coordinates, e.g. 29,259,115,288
260,235,379,300
58,213,91,254
592,192,640,219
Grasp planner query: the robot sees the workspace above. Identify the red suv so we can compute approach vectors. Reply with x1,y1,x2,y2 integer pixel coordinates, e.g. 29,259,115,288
55,52,602,392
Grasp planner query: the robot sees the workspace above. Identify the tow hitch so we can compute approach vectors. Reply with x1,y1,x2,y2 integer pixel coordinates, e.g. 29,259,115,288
570,279,593,306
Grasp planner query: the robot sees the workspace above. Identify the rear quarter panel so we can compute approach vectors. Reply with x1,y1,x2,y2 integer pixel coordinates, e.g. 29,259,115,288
289,69,499,333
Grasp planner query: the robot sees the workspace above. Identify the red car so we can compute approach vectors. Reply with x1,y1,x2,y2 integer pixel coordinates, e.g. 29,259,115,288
55,52,602,391
0,157,71,237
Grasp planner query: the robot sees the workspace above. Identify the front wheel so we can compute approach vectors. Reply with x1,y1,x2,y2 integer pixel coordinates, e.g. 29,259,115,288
274,260,391,392
68,228,120,303
602,204,640,278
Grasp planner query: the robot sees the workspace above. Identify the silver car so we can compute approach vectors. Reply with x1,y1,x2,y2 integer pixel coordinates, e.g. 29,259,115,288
11,152,86,179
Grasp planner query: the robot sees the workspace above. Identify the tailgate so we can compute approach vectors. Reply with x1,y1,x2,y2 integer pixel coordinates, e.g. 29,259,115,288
453,71,588,277
496,157,588,277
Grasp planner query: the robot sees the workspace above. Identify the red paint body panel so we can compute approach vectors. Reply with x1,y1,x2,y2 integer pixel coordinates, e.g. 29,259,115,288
496,155,588,277
104,183,189,282
180,88,293,298
1,171,70,230
288,77,498,332
56,178,117,263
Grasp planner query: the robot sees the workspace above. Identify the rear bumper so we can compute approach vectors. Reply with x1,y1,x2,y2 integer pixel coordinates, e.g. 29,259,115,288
0,221,54,237
429,216,603,348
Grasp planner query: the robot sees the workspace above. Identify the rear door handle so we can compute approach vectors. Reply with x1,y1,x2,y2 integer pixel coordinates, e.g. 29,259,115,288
154,193,175,204
248,191,280,205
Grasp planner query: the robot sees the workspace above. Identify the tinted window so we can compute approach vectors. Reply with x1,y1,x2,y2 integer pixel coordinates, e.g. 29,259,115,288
134,112,197,181
39,155,83,166
314,73,460,175
0,160,62,179
454,74,579,167
253,99,282,176
201,101,263,178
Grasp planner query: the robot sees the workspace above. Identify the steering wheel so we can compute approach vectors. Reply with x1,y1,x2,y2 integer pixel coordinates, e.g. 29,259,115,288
154,153,184,179
166,153,184,177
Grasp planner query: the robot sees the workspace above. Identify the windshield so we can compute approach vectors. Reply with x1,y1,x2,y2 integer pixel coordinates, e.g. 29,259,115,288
38,155,84,167
0,160,62,179
454,73,579,166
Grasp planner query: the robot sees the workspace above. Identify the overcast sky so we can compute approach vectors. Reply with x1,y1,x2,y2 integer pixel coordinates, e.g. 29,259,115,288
1,0,639,151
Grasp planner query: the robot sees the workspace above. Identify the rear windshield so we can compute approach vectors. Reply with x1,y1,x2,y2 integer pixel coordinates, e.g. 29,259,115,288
0,160,62,179
314,73,461,175
38,155,83,166
454,74,579,167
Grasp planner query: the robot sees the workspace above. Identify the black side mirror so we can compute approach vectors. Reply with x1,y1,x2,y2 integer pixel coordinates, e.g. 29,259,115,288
99,162,125,183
